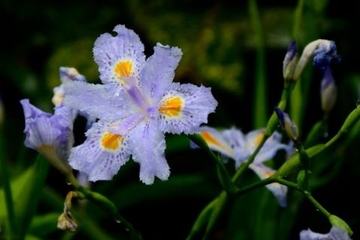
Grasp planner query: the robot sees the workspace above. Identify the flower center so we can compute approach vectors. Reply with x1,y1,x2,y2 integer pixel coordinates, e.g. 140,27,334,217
101,132,123,151
159,96,184,117
114,60,133,84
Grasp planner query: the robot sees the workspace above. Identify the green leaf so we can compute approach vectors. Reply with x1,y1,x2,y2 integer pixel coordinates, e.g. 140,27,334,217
0,154,49,239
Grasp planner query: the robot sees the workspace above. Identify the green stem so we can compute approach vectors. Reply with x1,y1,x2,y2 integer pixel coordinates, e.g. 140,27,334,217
232,133,268,186
234,177,275,197
233,85,293,186
185,198,218,240
0,132,16,239
189,134,237,194
276,178,331,218
276,106,360,178
303,191,331,218
67,174,142,240
186,84,295,239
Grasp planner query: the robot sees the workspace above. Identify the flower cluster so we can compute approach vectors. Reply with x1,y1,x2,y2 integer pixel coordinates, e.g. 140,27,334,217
22,24,218,185
196,126,293,207
18,23,355,240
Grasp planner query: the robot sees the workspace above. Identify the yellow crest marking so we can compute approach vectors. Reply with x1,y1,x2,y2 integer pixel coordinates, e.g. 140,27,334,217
101,132,123,151
114,60,133,84
159,96,184,117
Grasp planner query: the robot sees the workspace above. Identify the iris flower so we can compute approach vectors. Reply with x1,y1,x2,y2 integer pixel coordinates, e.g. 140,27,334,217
300,226,352,240
20,99,75,176
198,126,293,207
63,25,217,184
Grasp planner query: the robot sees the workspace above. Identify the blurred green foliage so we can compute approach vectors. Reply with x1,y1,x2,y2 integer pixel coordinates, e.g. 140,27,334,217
0,0,360,239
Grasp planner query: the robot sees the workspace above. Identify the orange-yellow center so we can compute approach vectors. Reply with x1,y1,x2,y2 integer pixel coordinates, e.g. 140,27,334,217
159,96,184,117
101,132,123,151
114,60,133,83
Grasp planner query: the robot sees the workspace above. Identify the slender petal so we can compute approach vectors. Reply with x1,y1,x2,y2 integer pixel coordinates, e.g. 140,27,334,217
141,43,183,101
130,120,170,184
198,126,235,158
63,81,134,120
250,163,287,207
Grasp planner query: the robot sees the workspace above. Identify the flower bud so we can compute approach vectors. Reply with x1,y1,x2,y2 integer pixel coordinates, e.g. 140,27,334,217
294,39,341,80
52,67,86,107
274,107,299,141
320,66,337,114
329,215,353,236
283,39,298,83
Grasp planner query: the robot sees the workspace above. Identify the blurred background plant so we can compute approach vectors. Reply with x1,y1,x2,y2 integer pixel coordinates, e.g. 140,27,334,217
1,0,359,239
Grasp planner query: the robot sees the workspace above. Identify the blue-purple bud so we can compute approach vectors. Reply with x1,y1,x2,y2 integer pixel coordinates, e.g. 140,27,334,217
283,39,298,82
320,66,337,114
274,107,299,141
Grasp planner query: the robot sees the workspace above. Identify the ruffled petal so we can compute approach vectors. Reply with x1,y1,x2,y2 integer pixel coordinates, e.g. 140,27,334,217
300,226,352,240
69,119,131,181
159,83,217,134
129,120,170,184
93,24,146,92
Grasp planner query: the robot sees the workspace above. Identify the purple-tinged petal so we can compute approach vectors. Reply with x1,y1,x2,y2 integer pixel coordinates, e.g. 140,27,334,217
251,131,293,164
141,43,183,101
69,119,131,181
108,112,145,135
300,226,352,240
159,83,217,134
93,24,146,92
130,120,170,184
222,127,250,166
20,99,73,175
63,80,135,120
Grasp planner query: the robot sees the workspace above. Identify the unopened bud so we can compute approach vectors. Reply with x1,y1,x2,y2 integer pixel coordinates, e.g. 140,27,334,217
283,39,298,83
321,66,337,114
274,107,299,141
294,39,341,80
329,215,353,236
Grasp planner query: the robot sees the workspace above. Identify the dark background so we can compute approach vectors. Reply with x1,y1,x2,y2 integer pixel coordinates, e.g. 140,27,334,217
1,0,359,239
